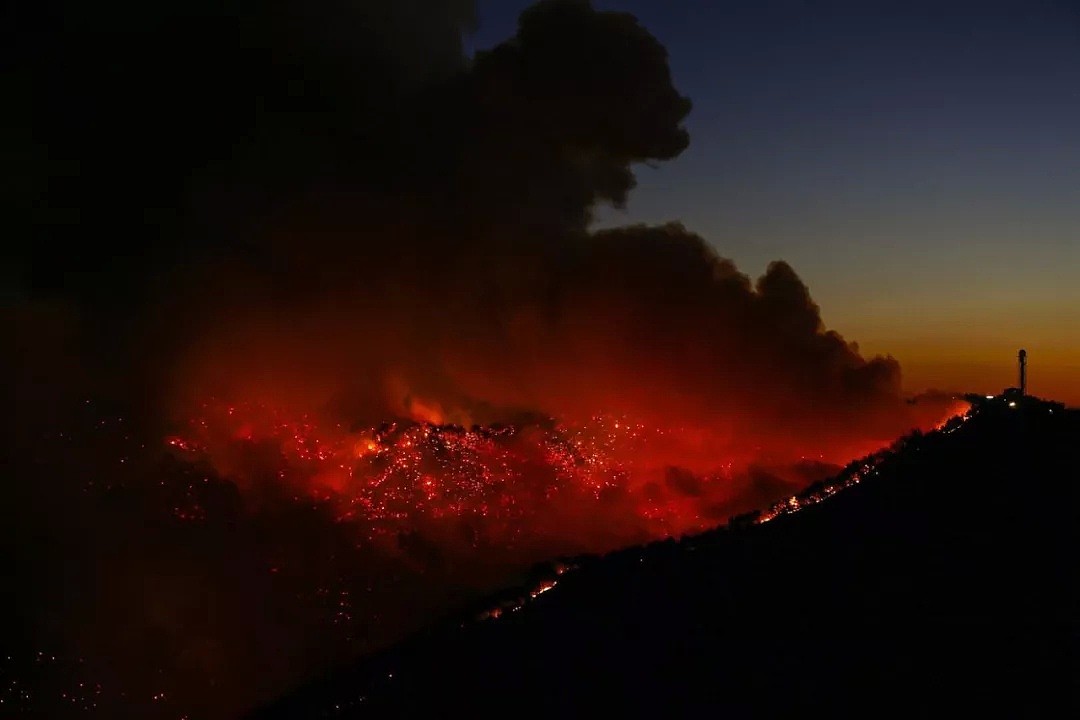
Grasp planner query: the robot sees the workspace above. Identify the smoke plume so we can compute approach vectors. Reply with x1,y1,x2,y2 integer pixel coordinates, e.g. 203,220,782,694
3,1,961,717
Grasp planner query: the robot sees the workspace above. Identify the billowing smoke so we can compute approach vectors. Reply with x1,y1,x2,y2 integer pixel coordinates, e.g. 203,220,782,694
3,1,961,717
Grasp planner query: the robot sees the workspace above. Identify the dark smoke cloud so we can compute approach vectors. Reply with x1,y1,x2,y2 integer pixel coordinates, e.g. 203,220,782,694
3,1,962,717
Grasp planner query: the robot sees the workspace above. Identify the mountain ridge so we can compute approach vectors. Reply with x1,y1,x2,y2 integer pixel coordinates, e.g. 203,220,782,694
254,395,1078,717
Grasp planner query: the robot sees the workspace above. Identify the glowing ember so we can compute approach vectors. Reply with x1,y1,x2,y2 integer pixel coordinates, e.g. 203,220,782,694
757,405,975,525
164,399,725,540
162,396,972,547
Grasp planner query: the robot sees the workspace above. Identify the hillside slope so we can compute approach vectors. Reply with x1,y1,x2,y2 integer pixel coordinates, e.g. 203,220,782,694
255,397,1078,717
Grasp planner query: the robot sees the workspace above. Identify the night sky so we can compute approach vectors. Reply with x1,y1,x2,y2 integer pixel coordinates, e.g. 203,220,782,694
472,0,1080,403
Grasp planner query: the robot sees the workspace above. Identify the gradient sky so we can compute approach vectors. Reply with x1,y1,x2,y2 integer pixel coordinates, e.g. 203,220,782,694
468,0,1080,404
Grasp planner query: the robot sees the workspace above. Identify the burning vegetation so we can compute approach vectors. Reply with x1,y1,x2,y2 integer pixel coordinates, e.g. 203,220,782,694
163,393,963,548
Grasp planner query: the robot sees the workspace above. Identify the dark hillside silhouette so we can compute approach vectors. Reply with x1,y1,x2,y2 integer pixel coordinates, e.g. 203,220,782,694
255,396,1078,717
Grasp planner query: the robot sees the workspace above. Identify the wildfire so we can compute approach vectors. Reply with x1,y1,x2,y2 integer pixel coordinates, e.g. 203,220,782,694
757,402,975,525
162,396,972,545
163,399,724,541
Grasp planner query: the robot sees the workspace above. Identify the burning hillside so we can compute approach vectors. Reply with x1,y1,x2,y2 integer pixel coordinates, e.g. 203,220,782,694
164,402,780,550
163,394,963,552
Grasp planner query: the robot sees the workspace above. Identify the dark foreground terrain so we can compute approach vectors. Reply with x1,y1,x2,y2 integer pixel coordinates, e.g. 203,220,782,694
256,396,1078,717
